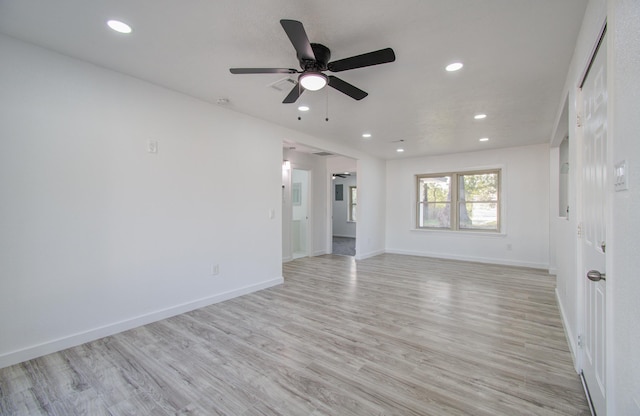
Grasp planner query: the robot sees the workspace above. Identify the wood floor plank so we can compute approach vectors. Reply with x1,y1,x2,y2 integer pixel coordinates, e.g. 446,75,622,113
0,254,589,415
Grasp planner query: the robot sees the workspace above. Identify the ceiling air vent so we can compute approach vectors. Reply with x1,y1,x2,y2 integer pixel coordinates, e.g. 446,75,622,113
313,151,334,156
268,77,296,92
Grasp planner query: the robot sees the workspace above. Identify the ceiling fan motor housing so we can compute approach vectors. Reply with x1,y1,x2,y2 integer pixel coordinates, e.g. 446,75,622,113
300,43,331,71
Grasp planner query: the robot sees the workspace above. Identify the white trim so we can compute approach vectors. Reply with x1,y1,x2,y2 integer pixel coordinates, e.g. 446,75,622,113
385,248,548,270
355,249,385,260
409,228,507,238
0,277,283,369
556,287,579,372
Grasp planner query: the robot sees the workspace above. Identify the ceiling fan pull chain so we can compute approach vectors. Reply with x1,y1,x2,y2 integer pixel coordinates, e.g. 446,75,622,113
325,87,329,122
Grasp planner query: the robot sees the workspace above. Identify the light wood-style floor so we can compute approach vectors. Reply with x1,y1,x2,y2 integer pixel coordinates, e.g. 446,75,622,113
0,254,589,415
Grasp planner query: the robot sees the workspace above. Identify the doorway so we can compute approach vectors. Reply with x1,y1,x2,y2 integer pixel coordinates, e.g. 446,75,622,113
291,168,310,259
331,172,356,256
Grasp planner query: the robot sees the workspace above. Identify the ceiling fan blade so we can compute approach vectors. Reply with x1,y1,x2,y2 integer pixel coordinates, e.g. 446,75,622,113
283,83,304,103
230,68,298,74
328,48,396,72
280,19,316,61
328,76,368,100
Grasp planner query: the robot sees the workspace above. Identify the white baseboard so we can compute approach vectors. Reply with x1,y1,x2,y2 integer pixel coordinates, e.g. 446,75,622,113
282,256,293,262
556,287,579,373
384,248,548,270
548,267,558,275
0,277,283,369
355,249,385,260
313,249,328,256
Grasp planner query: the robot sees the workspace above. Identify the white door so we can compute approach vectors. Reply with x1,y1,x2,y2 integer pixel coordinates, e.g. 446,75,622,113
291,168,310,259
580,30,607,416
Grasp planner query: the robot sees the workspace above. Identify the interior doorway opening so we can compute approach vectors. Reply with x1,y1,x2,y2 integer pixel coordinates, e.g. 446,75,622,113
331,171,356,256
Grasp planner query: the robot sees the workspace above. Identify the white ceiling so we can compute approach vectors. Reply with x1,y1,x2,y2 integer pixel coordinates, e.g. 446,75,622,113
0,0,587,160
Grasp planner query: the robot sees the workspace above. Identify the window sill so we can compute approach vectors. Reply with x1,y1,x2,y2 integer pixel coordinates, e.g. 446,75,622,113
410,228,506,237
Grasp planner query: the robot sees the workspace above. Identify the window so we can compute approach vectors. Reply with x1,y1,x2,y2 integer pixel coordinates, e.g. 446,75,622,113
348,186,357,222
417,170,500,231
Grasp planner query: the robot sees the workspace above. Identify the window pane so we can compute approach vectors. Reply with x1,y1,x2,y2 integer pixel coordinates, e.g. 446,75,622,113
419,176,450,202
349,186,357,222
459,173,498,202
419,202,450,228
459,202,498,230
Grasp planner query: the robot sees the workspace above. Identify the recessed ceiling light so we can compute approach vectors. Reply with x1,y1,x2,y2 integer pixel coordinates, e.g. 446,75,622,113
107,19,132,34
474,114,487,120
479,137,490,142
298,105,309,112
445,62,463,72
396,148,405,153
362,133,372,138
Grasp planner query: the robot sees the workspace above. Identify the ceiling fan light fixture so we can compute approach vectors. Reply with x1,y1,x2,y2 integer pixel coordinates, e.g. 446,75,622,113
299,72,328,91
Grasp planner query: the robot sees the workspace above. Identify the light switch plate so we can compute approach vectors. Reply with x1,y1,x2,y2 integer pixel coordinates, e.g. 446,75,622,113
147,140,158,154
614,160,628,191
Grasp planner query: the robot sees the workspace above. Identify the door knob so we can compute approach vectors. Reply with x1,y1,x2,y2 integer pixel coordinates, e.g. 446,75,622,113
587,270,606,282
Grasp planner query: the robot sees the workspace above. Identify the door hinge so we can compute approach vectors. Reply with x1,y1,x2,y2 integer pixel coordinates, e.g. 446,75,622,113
577,222,583,238
577,335,583,348
577,112,583,127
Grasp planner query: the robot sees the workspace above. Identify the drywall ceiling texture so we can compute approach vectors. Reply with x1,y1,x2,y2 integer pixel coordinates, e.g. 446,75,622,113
0,0,588,159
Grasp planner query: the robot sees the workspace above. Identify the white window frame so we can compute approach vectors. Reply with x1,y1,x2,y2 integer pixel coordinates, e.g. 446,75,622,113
416,169,501,232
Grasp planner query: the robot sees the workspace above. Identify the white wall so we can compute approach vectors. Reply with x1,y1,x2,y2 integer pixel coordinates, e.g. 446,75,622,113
0,35,288,368
386,144,550,269
356,157,387,259
609,0,640,412
331,175,357,238
551,0,608,371
552,0,640,412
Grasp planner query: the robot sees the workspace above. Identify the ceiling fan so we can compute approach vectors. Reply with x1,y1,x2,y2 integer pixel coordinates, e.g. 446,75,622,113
230,19,396,104
332,173,351,179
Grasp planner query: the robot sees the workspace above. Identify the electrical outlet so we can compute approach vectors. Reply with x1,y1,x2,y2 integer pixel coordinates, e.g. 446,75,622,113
210,264,219,276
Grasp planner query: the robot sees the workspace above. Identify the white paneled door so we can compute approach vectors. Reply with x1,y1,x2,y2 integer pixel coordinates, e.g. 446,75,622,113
292,168,310,259
580,29,607,416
